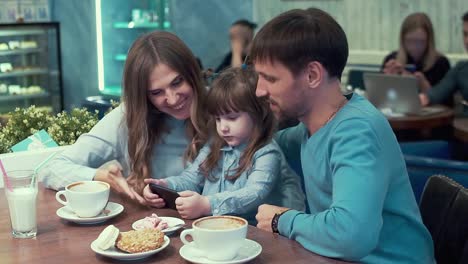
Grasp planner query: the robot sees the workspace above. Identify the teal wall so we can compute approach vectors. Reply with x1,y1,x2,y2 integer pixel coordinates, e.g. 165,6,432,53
50,0,253,110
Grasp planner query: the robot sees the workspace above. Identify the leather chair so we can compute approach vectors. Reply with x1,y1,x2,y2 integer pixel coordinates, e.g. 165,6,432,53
419,175,468,264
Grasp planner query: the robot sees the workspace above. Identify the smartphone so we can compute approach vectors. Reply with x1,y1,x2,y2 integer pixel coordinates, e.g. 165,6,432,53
404,64,417,73
149,183,180,210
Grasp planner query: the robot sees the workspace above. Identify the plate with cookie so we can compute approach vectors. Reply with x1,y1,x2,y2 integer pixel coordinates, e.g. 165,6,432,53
91,225,170,260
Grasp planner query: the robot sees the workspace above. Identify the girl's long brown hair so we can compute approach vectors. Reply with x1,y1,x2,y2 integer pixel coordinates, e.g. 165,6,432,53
122,31,207,193
396,12,440,72
200,67,276,181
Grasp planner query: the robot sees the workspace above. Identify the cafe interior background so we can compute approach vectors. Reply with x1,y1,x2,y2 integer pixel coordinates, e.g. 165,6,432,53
1,0,468,165
0,0,466,112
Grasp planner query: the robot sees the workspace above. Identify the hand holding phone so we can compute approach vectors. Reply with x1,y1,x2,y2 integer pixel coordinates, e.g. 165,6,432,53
404,64,417,73
149,183,180,210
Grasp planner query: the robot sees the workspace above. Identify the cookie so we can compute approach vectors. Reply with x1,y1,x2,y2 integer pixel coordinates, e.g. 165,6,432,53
115,229,165,253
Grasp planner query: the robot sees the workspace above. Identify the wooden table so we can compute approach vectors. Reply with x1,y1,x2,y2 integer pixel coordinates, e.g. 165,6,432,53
386,106,454,131
385,106,454,141
0,186,349,264
453,118,468,143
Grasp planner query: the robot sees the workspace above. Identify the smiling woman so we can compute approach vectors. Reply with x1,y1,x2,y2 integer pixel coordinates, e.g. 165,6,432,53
39,31,209,203
146,64,194,120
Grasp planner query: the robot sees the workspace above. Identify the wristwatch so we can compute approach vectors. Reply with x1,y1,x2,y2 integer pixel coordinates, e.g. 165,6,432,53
271,209,290,233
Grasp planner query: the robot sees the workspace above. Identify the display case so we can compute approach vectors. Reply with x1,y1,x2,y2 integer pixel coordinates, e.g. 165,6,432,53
96,0,171,97
0,22,63,114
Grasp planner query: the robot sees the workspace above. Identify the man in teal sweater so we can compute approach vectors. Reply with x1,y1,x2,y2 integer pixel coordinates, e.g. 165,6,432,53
252,8,435,263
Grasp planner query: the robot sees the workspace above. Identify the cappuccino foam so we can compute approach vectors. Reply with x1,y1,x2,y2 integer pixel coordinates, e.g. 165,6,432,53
69,182,107,193
195,217,245,230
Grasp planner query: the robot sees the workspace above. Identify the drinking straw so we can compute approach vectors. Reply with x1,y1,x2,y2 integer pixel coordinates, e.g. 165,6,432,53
0,159,13,192
31,152,59,188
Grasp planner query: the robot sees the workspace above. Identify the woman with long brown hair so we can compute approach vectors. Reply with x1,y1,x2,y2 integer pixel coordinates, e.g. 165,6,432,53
144,67,304,222
382,12,450,94
41,31,208,202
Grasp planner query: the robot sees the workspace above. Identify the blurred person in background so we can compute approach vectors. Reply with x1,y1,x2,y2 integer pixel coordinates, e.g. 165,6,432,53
420,11,468,113
382,12,450,100
215,19,257,73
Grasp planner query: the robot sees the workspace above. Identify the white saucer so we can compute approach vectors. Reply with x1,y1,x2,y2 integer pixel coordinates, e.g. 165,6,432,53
132,216,185,234
91,235,169,261
179,239,262,264
56,202,124,224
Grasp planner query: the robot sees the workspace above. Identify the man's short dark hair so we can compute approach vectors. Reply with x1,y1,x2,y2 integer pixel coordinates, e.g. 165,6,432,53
232,19,257,30
250,8,348,79
463,12,468,22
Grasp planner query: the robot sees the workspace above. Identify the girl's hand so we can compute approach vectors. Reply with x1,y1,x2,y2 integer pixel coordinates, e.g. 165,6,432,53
142,178,168,208
175,191,211,219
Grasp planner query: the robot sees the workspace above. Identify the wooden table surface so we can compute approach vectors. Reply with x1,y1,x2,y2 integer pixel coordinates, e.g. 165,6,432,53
386,106,454,131
0,186,350,264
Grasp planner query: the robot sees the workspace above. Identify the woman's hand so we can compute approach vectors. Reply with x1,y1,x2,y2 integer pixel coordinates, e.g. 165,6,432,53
94,160,136,199
142,178,167,208
175,191,211,219
383,59,403,75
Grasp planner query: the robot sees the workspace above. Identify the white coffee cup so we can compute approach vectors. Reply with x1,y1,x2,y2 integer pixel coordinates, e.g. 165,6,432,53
180,215,248,261
55,181,110,218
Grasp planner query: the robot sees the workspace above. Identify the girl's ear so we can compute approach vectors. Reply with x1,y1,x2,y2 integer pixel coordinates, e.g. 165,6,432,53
305,61,324,89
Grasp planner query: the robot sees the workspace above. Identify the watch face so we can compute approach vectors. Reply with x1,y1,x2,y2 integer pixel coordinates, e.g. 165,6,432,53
271,213,281,233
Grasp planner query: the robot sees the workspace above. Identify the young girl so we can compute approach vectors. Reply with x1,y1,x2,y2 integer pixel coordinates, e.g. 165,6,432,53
144,67,298,221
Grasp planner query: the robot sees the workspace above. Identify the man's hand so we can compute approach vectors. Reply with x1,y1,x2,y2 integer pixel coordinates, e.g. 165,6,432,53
419,93,430,106
256,204,289,232
414,72,432,92
142,178,168,208
175,191,211,219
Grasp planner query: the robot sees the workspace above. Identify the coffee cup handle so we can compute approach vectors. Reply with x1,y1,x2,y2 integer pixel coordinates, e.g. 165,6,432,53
180,229,205,257
55,190,68,206
180,229,194,245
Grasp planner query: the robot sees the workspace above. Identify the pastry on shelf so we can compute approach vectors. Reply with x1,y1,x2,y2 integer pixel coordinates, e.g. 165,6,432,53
0,63,13,73
8,41,20,50
20,41,38,49
0,43,8,50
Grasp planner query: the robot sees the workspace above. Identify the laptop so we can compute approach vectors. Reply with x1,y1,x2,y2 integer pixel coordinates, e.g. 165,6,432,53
363,73,444,116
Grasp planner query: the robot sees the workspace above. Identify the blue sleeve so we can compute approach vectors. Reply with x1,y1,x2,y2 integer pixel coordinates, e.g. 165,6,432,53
165,145,211,193
278,119,388,260
208,148,282,216
273,140,305,211
275,124,304,177
427,62,461,104
41,106,126,190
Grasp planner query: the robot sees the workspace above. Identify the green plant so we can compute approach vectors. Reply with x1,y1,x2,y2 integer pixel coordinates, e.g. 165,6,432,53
0,106,53,153
48,108,99,146
0,106,100,154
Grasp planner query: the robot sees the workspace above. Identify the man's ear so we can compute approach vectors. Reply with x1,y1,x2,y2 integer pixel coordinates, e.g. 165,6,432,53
305,61,324,89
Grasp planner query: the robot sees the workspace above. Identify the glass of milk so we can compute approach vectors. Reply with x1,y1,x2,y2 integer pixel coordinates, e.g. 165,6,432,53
4,170,38,238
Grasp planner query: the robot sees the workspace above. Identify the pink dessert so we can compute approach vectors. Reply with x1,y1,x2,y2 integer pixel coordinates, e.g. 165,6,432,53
135,213,169,230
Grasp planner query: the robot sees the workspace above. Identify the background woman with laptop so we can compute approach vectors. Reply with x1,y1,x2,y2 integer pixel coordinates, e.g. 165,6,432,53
381,12,451,99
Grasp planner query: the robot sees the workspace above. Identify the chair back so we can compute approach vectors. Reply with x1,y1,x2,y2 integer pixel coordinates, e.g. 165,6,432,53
419,175,468,264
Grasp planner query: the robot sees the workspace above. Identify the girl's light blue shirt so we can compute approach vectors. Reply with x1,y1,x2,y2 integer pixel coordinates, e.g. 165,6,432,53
165,140,302,221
